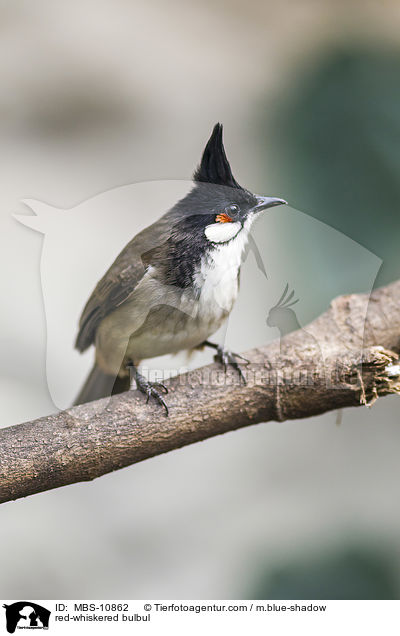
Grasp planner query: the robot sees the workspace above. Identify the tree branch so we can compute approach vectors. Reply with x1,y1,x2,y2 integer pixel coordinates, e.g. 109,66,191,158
1,280,400,504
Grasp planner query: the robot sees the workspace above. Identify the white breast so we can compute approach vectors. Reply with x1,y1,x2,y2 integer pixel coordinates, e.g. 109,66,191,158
195,227,250,318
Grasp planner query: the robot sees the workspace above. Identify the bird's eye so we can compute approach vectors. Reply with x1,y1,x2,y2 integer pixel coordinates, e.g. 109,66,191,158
215,204,240,224
225,204,239,217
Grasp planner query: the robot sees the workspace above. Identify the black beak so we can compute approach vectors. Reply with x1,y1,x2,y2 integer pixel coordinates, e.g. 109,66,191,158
252,196,287,212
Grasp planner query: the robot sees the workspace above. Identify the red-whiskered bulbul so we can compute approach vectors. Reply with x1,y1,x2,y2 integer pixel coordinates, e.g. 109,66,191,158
75,124,286,413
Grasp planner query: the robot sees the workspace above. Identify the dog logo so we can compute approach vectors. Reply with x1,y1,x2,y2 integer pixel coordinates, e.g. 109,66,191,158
3,602,50,633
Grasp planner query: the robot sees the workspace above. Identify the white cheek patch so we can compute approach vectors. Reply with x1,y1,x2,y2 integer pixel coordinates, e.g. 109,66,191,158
204,221,241,243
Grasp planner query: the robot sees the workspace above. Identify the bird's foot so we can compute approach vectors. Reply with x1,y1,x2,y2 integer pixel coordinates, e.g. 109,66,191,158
213,345,249,384
136,373,169,416
127,364,169,415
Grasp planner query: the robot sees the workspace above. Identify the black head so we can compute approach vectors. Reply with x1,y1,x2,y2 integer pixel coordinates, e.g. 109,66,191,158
170,123,286,235
151,124,286,289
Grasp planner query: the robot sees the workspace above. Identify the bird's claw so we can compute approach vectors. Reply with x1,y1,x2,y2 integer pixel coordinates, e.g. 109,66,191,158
232,352,250,364
134,372,169,415
152,382,168,394
214,346,248,384
143,384,169,415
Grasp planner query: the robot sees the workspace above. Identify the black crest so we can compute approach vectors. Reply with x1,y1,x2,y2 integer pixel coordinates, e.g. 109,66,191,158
193,123,242,189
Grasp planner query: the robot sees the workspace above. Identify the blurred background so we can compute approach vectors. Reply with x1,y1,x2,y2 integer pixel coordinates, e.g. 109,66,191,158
1,0,400,599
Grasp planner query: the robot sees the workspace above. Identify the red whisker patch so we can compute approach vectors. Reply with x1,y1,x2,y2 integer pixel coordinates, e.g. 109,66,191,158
216,212,233,223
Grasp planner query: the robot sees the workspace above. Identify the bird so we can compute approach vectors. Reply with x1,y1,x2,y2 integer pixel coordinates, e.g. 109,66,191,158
74,123,286,413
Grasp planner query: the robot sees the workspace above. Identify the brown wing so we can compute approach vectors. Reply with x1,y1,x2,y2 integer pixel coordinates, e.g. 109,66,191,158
75,213,174,352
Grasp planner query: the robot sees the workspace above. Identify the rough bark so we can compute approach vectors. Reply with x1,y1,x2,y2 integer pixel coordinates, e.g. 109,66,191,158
1,280,399,504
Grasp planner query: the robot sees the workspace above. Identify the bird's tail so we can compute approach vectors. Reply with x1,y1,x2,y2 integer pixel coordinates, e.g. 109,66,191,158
74,363,130,406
